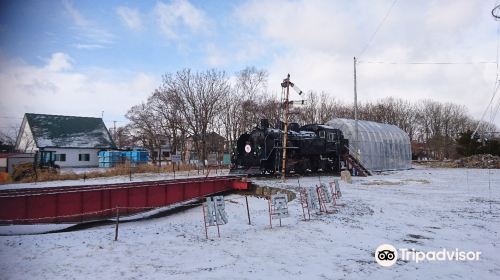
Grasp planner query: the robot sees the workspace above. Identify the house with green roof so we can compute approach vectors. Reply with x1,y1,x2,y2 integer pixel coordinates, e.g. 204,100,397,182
15,113,116,168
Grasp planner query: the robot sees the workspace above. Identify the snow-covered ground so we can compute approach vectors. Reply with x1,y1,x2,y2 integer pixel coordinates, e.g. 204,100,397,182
1,166,499,279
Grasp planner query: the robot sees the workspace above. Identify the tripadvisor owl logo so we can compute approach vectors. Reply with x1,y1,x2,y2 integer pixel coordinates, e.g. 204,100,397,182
375,244,482,267
375,244,398,267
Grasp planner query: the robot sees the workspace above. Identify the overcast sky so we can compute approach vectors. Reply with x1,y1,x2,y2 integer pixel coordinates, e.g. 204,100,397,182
1,0,499,132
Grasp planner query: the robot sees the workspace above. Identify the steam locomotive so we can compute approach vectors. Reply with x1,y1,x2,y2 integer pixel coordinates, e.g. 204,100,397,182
231,119,349,175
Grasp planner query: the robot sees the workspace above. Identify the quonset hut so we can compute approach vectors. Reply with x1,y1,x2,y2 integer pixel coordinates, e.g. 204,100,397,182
326,118,411,171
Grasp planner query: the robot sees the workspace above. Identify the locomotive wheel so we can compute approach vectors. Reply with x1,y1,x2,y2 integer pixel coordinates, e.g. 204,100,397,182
309,157,319,172
311,162,318,173
294,165,305,174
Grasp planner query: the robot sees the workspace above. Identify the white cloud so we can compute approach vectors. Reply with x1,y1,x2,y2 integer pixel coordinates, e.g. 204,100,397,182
44,52,73,72
72,43,105,50
237,0,359,54
204,43,228,67
62,0,115,46
0,53,158,128
62,0,90,27
206,37,267,67
233,0,500,127
116,6,142,31
154,0,211,40
425,0,480,32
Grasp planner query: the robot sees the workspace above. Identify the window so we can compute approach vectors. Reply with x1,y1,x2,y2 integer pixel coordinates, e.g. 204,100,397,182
327,133,334,142
319,131,325,138
78,154,90,161
55,154,66,162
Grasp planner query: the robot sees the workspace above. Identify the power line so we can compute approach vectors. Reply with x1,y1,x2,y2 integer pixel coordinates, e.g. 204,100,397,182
490,5,500,125
473,2,500,137
358,0,398,58
358,61,496,65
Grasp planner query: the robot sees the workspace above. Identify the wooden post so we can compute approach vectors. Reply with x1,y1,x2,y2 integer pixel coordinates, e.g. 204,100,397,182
129,163,132,181
306,197,311,220
202,203,208,239
245,196,251,225
114,206,119,241
466,169,469,193
300,191,306,221
173,162,176,179
205,167,211,180
268,198,272,228
34,165,38,183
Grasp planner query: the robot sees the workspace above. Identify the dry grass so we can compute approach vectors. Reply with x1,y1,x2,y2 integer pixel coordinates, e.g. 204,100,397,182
0,172,13,184
14,163,221,184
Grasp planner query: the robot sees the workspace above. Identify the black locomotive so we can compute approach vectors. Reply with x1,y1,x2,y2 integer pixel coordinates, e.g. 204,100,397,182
231,119,349,175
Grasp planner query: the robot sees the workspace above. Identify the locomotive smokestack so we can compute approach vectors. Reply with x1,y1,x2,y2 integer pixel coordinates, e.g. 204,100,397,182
260,119,269,129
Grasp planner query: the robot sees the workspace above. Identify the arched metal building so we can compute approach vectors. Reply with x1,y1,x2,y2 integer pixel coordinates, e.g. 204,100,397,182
326,118,411,171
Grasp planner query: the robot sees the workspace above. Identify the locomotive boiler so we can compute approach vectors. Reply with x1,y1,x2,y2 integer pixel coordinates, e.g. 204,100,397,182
231,119,349,175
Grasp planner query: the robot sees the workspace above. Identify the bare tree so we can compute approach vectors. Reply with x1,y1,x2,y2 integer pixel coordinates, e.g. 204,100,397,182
125,102,162,163
111,126,134,149
161,69,230,164
148,88,187,158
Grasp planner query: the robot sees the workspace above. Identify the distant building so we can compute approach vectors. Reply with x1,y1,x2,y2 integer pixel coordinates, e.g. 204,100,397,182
0,152,35,175
15,113,116,168
185,132,225,164
150,135,172,164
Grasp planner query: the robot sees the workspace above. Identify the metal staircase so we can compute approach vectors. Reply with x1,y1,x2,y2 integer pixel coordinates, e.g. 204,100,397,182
342,145,371,176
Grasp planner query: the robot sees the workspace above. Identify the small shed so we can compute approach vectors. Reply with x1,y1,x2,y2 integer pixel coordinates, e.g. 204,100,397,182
326,118,411,171
0,153,35,175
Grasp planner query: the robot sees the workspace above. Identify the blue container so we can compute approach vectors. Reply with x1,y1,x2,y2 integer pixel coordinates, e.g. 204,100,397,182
98,151,124,168
120,150,149,166
98,150,149,168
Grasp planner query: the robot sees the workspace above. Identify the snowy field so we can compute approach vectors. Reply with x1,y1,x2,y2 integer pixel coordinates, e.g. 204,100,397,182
1,166,499,279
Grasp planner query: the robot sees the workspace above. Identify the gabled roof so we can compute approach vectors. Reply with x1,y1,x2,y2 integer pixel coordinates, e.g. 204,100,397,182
188,132,225,142
24,113,116,149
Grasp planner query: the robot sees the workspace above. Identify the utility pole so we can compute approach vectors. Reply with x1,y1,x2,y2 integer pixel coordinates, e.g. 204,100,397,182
281,74,291,181
353,57,359,157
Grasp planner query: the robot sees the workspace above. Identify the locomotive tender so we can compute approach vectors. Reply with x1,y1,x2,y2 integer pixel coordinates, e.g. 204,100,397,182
231,119,349,175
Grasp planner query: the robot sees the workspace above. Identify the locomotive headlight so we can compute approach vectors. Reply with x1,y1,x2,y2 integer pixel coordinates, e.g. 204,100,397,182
245,144,251,153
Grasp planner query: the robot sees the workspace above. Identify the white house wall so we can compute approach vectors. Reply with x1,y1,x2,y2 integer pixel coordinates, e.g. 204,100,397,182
15,118,38,152
50,148,100,168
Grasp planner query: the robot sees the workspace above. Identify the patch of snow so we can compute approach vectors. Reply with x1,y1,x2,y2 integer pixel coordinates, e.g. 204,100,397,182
0,167,499,279
0,224,75,235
